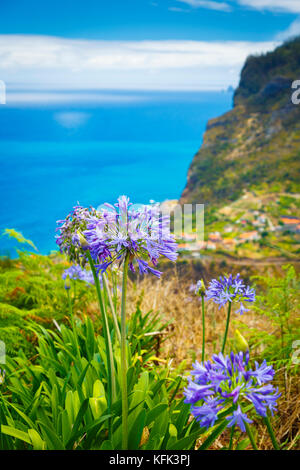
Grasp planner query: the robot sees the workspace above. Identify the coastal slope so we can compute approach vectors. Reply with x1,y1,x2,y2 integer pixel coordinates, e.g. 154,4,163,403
180,37,300,206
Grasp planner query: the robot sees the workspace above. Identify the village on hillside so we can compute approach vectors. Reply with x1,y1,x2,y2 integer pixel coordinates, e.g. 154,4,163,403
162,191,300,259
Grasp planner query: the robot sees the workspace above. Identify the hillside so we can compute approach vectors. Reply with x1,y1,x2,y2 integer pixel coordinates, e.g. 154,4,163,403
180,37,300,206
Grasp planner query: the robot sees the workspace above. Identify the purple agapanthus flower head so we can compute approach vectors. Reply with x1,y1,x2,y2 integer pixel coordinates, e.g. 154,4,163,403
184,351,280,432
205,273,256,314
57,196,178,278
56,205,98,265
62,265,97,288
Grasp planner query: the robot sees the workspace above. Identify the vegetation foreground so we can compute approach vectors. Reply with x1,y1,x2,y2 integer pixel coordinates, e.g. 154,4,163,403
0,196,299,451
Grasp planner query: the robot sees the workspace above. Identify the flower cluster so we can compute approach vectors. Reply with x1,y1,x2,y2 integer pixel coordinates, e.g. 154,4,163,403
205,273,255,314
57,196,178,277
56,205,98,265
184,352,280,432
62,265,95,288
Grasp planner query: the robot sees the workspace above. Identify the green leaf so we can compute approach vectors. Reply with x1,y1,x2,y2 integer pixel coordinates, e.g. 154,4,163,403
167,429,202,450
77,361,91,389
89,397,107,420
85,317,95,361
236,437,250,450
61,409,71,445
89,379,107,420
149,408,169,443
169,423,177,438
198,419,228,450
28,429,46,450
3,228,37,250
101,440,114,450
80,413,111,449
145,404,168,427
6,402,35,429
66,398,89,449
65,390,76,424
175,401,190,435
38,422,65,450
128,409,146,450
1,425,31,445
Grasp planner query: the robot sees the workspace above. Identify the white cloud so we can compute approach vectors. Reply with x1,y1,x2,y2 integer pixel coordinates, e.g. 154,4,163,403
236,0,300,13
177,0,231,11
173,0,300,14
6,91,146,106
169,7,190,12
276,16,300,40
0,35,279,94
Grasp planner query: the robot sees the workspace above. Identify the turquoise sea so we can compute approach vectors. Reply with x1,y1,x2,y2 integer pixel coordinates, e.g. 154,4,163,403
0,91,233,255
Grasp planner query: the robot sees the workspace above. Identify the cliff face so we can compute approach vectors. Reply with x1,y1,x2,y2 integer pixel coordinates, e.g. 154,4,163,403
180,37,300,205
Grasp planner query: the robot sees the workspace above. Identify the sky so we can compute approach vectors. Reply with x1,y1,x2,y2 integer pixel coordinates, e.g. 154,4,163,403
0,0,299,97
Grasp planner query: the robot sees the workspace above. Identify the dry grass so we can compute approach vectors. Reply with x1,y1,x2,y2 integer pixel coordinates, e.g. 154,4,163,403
127,265,300,450
128,266,272,365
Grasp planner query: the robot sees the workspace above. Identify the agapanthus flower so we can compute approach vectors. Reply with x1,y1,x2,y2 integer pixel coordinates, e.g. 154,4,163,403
205,273,255,314
191,279,206,297
62,265,96,287
184,351,280,432
56,205,98,265
57,196,178,278
226,405,253,432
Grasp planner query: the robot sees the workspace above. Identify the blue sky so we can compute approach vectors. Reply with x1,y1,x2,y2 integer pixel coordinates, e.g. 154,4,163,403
1,0,299,40
0,0,299,95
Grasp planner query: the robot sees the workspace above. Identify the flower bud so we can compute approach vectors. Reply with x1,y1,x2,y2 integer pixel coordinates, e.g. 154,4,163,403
64,276,71,290
77,232,89,248
195,279,206,297
234,329,249,353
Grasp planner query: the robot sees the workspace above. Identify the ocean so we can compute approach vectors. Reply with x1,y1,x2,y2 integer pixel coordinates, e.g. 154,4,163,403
0,90,233,255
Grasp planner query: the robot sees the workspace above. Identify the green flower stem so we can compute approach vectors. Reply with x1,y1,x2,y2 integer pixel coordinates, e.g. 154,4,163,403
121,252,130,450
228,402,237,450
86,251,116,406
112,270,118,312
73,280,77,305
245,421,258,450
229,425,235,450
201,294,205,362
103,272,121,346
221,302,232,354
67,289,73,317
67,288,80,357
264,414,280,450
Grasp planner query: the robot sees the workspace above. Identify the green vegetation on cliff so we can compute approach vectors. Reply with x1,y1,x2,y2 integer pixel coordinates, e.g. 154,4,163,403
181,37,300,206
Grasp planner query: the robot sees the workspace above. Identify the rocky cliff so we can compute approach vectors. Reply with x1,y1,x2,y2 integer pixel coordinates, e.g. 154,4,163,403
180,37,300,206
